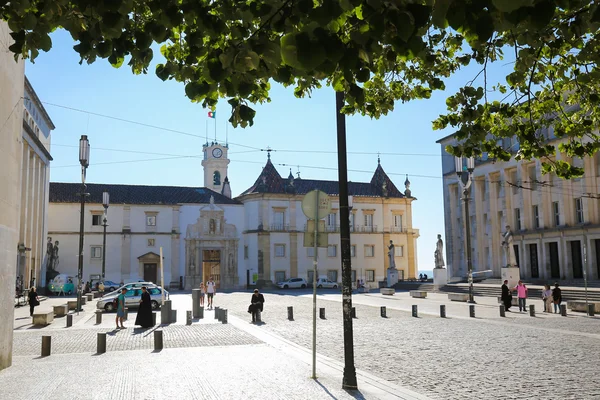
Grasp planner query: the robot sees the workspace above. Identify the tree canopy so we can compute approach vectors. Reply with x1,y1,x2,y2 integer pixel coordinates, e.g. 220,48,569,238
2,0,599,177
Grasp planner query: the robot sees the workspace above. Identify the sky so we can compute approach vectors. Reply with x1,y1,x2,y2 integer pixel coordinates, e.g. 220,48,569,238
25,29,512,273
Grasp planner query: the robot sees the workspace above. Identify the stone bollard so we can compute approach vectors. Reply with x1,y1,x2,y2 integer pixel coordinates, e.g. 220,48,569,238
95,311,103,325
255,309,262,323
186,310,192,325
161,300,172,324
287,306,294,321
319,308,326,319
351,307,356,319
152,312,157,326
469,305,475,318
560,304,567,316
440,305,446,318
529,304,535,317
214,306,221,320
97,332,107,354
588,304,595,317
499,305,506,317
123,307,129,321
192,289,201,318
199,306,204,319
412,305,418,318
380,306,387,318
66,314,73,328
86,293,93,302
41,336,51,357
170,309,177,323
154,330,163,351
222,309,228,324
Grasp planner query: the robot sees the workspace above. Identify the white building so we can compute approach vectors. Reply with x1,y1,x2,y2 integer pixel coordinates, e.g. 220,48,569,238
48,143,419,289
438,133,600,282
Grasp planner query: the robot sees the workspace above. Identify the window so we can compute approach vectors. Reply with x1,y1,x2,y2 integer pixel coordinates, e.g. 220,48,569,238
149,288,161,295
327,270,338,282
213,170,221,185
528,165,537,190
553,202,560,226
147,239,155,247
273,210,285,230
349,213,355,231
533,205,540,229
575,198,584,224
146,215,157,226
307,270,315,284
393,214,403,231
396,245,404,257
366,270,375,282
510,170,518,195
364,214,373,227
91,246,102,259
274,244,286,257
350,245,356,257
514,208,521,230
327,213,337,229
92,214,102,226
327,245,337,257
244,245,249,259
275,271,286,283
307,247,315,257
365,245,375,257
351,270,357,284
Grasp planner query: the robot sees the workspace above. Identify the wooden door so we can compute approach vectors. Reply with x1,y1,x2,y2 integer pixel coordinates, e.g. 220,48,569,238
144,263,158,283
571,240,583,279
549,242,560,278
529,244,539,278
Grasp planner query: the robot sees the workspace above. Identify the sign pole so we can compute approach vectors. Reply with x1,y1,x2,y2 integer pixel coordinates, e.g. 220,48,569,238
311,191,319,379
160,246,165,305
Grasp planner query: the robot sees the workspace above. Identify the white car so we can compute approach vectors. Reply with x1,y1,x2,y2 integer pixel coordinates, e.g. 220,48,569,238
316,278,338,289
277,278,307,289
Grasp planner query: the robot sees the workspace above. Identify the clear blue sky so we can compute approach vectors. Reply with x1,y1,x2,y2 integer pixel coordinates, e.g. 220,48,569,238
26,29,511,273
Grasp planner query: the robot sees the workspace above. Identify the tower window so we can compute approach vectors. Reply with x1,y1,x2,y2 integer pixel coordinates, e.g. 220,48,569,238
213,171,221,185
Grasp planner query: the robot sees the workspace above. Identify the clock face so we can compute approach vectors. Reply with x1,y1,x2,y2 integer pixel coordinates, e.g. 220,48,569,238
212,148,223,158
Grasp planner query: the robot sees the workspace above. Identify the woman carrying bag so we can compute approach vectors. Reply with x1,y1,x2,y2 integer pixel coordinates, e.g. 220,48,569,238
28,287,40,316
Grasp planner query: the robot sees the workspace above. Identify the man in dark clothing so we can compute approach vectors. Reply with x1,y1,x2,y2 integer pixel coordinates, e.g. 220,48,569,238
248,289,265,323
501,280,512,311
552,283,562,314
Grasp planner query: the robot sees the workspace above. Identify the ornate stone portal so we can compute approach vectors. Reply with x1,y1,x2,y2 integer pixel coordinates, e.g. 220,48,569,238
184,196,239,290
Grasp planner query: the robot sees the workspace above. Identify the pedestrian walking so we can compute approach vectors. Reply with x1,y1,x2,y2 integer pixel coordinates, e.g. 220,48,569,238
28,287,40,316
199,282,206,307
501,280,512,311
135,286,154,328
513,280,528,312
552,283,562,313
247,289,265,323
542,284,553,313
206,277,216,309
116,288,127,329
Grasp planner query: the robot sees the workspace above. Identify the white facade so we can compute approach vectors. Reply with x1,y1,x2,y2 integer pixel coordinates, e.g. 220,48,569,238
438,133,600,282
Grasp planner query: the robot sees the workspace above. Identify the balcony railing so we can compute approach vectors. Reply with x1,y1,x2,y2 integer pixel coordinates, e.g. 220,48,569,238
270,224,290,232
389,226,403,233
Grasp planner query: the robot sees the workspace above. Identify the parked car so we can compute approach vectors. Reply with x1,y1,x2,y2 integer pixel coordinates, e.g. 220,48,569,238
97,287,168,312
102,281,158,297
316,278,338,289
93,280,119,292
277,278,307,289
47,274,76,295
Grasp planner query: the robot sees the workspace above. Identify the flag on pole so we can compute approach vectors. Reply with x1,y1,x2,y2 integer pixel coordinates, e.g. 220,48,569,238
208,111,216,118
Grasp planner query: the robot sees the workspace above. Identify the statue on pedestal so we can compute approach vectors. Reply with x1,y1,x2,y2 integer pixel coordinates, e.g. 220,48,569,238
388,240,396,269
434,234,445,268
502,225,518,267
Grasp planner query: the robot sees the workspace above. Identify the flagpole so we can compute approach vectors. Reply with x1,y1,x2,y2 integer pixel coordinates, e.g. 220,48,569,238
225,120,228,147
205,120,208,145
214,113,217,142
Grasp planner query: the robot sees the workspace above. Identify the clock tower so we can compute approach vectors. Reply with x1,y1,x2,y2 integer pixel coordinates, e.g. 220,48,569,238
202,142,230,194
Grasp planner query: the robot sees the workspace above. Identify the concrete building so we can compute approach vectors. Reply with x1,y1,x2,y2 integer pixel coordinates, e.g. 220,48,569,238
0,20,25,371
48,143,419,290
438,132,600,282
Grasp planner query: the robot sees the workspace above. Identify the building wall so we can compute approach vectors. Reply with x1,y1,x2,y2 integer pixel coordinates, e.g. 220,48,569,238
0,20,25,371
439,136,600,281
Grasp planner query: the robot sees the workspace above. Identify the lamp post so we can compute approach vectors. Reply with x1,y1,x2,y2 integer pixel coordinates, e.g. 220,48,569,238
101,191,109,282
76,135,90,314
455,156,476,304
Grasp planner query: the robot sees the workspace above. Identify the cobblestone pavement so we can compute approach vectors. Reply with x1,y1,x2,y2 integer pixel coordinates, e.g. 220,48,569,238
12,324,262,356
206,291,600,400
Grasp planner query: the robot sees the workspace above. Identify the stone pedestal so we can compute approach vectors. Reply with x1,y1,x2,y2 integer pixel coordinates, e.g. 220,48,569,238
386,268,399,287
433,268,447,289
161,300,172,324
501,267,520,288
192,289,201,318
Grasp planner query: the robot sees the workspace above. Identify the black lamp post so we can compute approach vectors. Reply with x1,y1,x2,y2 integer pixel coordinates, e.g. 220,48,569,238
76,135,90,313
101,191,109,282
455,156,476,304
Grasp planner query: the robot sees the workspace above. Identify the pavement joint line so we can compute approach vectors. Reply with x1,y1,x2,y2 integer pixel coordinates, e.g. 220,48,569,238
228,314,432,400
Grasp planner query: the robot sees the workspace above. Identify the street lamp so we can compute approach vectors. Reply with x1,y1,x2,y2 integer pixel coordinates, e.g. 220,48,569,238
102,191,109,282
76,135,90,314
455,155,476,304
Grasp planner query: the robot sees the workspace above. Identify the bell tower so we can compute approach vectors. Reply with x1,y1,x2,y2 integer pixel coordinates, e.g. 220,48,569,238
202,142,230,193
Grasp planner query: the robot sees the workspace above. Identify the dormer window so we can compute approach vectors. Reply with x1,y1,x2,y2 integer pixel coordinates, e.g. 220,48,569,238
213,171,221,185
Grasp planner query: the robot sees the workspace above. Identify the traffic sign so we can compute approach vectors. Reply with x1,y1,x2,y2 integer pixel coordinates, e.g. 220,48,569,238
301,190,331,220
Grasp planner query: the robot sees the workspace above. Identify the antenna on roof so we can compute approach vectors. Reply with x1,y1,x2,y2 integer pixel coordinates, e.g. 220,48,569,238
377,152,381,165
296,165,301,178
262,146,273,160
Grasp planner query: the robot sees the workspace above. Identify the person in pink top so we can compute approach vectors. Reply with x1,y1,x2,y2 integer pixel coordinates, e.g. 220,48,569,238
513,280,528,312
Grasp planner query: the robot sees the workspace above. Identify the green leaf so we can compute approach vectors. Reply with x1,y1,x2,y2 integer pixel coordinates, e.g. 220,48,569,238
234,50,260,72
491,0,533,13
